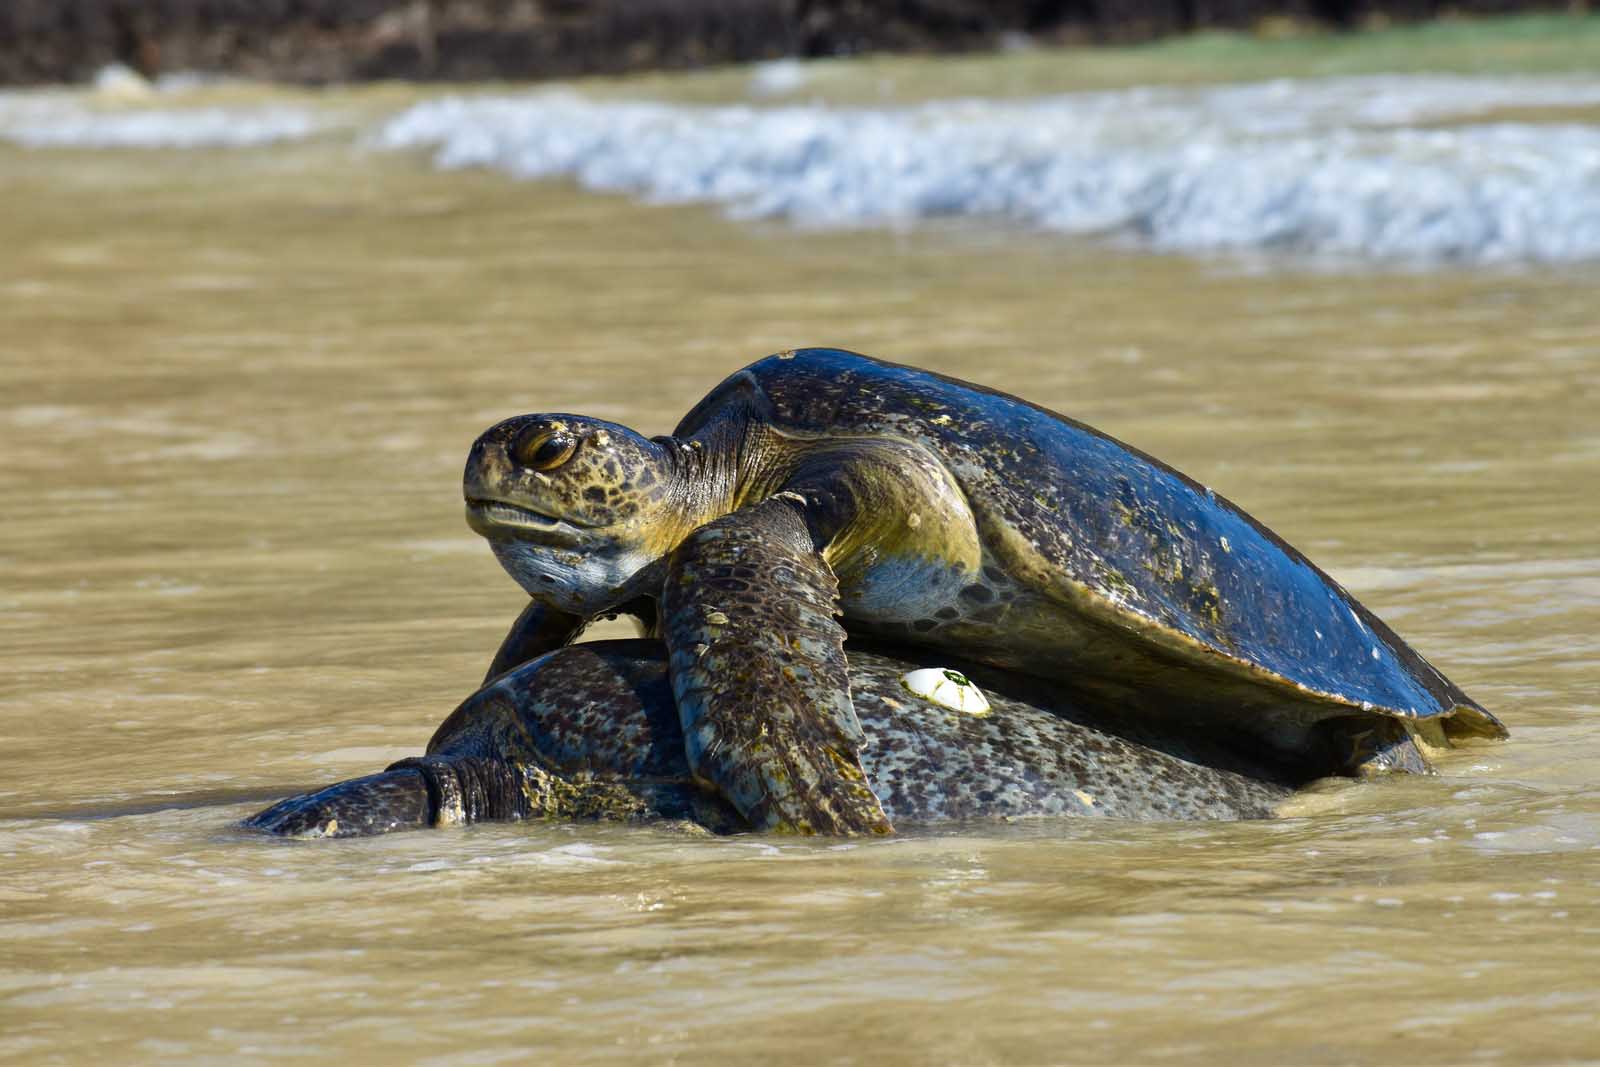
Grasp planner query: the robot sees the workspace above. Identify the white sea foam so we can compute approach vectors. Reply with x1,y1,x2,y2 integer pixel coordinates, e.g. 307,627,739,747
5,72,1599,265
747,58,809,97
0,102,317,148
0,78,319,149
92,63,154,99
374,75,1600,265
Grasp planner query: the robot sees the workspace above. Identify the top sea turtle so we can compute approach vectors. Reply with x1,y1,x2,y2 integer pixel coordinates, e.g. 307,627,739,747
463,347,1505,835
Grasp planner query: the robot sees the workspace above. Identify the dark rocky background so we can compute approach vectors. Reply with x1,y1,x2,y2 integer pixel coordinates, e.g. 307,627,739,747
0,0,1577,85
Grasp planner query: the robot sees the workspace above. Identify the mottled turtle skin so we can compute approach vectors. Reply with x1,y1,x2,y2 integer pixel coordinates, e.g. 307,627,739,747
463,348,1505,835
245,641,1293,838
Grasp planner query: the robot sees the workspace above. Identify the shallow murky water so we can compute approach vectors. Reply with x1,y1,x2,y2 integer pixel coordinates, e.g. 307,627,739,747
3,67,1599,1064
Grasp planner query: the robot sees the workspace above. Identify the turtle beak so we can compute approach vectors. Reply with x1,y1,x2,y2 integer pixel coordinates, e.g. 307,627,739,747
463,433,510,505
463,435,517,538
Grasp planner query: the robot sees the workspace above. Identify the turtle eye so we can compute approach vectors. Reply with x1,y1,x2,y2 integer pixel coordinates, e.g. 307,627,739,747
513,427,579,472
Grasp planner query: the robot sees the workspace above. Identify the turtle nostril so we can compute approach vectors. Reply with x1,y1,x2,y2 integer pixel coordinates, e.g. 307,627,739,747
463,436,495,492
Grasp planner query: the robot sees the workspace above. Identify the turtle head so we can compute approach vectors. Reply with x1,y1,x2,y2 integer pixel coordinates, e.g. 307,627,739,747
464,414,691,614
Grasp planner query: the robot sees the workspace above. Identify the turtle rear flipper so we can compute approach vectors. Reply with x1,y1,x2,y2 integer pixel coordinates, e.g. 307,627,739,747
663,496,893,836
1315,717,1434,777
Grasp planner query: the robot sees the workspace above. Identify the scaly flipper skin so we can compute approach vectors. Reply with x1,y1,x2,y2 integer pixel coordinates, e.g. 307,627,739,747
243,755,739,838
662,496,893,835
244,769,434,838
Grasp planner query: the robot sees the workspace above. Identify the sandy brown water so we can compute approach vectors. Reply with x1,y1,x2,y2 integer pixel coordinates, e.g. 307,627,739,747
2,90,1599,1063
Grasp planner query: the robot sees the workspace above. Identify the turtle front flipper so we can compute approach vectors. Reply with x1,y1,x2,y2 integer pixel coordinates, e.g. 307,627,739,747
483,599,586,684
662,496,893,836
245,754,746,837
243,768,434,838
242,760,534,838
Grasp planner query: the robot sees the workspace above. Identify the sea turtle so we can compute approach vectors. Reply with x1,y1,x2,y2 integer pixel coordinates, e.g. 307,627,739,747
244,640,1293,838
463,348,1505,835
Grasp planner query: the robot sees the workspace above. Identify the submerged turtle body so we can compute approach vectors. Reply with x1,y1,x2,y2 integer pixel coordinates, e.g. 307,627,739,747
245,641,1292,838
463,348,1504,834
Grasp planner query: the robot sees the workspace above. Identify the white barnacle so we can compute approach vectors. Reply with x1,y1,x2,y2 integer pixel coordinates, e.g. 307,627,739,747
1219,536,1232,554
900,667,990,715
704,610,730,626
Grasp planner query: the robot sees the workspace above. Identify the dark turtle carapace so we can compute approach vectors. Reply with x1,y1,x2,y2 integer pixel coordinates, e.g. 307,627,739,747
456,349,1503,835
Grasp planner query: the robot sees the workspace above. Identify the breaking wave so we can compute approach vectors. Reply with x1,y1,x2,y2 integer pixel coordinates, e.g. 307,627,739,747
5,69,1600,266
375,75,1600,266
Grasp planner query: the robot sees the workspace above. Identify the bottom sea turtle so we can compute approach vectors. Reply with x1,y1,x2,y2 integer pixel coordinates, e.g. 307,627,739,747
245,641,1296,838
462,348,1505,835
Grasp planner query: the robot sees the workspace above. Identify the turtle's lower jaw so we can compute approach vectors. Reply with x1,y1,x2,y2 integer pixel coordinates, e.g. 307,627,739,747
465,498,586,541
488,536,651,615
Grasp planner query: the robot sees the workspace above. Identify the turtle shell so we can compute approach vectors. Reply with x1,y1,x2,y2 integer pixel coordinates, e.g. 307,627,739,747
675,349,1505,747
246,640,1296,836
431,640,1294,822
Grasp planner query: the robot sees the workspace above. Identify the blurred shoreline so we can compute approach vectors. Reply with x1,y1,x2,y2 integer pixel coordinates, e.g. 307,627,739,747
1,0,1587,87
